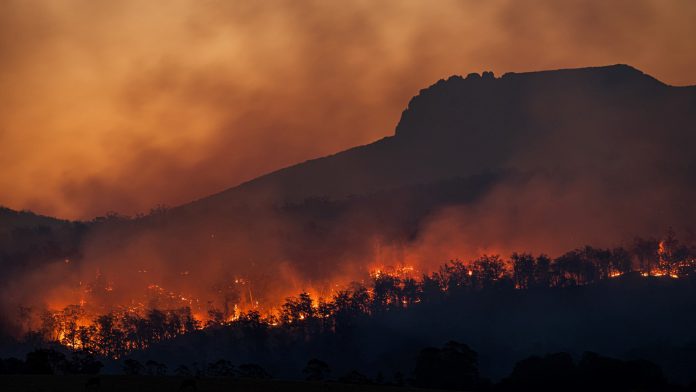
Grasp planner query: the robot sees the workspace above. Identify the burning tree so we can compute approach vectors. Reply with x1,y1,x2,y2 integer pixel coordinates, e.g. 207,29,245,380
17,230,696,359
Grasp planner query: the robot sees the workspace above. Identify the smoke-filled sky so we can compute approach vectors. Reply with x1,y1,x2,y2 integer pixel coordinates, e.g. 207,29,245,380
2,0,695,219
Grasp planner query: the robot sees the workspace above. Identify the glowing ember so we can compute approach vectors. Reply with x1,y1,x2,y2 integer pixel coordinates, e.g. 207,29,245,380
18,234,696,359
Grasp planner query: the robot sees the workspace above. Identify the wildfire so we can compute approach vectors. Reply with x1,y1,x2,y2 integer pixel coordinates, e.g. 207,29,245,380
20,233,696,359
370,265,416,279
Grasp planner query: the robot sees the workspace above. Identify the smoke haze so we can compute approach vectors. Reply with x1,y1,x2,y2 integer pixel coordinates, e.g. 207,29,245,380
2,0,696,219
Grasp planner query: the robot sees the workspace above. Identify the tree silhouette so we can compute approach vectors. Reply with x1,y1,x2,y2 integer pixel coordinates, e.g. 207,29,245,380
372,275,400,311
533,254,552,288
237,363,271,379
421,273,444,301
500,352,576,391
95,313,125,357
401,277,420,306
206,359,235,377
66,350,102,375
281,292,315,323
472,255,507,289
122,359,143,375
0,357,25,374
145,359,167,376
303,358,330,381
173,364,192,377
610,247,633,275
412,341,480,390
632,237,659,274
578,352,667,391
338,369,372,384
25,349,66,375
512,253,535,289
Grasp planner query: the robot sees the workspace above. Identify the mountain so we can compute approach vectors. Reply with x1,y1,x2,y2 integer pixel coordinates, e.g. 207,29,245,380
179,64,695,215
2,64,696,318
71,64,695,294
2,64,696,383
126,63,696,266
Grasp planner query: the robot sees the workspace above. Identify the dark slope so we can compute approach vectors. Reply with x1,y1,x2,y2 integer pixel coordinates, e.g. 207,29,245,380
131,275,696,384
0,206,72,233
0,207,84,273
180,64,696,217
75,64,696,289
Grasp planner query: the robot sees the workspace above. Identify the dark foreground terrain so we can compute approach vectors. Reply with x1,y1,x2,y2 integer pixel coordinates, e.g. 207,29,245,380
0,375,438,392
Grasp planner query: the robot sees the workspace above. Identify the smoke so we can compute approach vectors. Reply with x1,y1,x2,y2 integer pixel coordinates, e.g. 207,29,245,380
1,0,696,219
407,173,696,267
1,1,696,340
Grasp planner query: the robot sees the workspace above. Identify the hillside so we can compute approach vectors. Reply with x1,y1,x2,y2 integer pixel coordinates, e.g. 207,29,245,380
2,64,696,337
82,64,695,285
179,64,696,215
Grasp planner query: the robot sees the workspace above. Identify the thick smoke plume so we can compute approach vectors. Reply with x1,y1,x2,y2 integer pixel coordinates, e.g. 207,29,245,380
4,65,696,338
1,0,696,218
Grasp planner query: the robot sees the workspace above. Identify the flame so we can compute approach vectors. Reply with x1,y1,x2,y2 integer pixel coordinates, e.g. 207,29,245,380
20,236,696,359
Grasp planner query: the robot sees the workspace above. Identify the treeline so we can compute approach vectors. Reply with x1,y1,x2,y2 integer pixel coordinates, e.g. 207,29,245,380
0,204,172,274
0,349,102,375
1,344,690,392
28,307,200,358
25,233,696,358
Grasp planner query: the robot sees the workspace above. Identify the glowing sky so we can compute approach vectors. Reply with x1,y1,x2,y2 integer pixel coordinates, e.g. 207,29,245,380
1,0,695,219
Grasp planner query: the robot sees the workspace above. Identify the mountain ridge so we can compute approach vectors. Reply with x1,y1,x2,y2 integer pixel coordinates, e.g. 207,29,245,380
176,64,695,219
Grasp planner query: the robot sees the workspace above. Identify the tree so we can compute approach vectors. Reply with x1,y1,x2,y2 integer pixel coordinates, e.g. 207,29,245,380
512,253,535,289
553,251,584,286
500,352,576,391
372,275,400,311
349,285,371,314
206,306,225,327
0,357,25,374
66,350,103,375
281,292,315,323
146,309,167,342
632,237,659,274
578,352,667,391
533,254,552,288
95,313,125,357
237,363,271,379
25,349,66,375
303,358,330,381
400,277,420,306
210,282,240,321
338,370,371,384
206,359,234,377
610,247,633,275
77,325,97,353
442,260,471,291
59,305,83,349
421,274,444,302
39,311,58,342
392,371,405,386
173,365,192,377
121,312,143,351
582,246,611,281
332,289,363,335
471,255,507,289
238,310,268,344
412,341,480,390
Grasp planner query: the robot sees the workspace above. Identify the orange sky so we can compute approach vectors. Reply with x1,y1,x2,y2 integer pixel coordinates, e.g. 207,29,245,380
1,0,695,219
